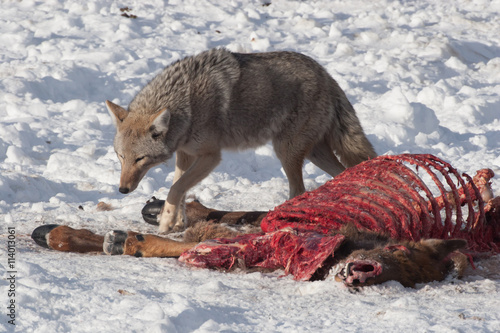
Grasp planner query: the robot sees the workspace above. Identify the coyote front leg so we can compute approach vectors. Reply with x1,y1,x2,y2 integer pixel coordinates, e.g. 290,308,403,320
159,152,222,233
162,151,195,232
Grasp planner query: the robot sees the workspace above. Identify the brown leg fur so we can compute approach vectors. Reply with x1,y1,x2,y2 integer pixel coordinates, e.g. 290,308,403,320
47,226,105,253
186,201,267,226
121,231,197,257
115,222,252,257
184,221,243,243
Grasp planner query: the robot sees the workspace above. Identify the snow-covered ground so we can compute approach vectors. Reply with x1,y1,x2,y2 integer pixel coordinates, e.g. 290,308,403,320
1,0,500,332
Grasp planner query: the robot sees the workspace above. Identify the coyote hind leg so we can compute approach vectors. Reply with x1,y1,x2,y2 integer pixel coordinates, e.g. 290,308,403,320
307,140,346,177
273,139,307,199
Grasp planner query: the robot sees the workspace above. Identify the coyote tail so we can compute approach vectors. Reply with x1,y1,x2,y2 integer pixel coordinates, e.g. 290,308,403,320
330,94,377,167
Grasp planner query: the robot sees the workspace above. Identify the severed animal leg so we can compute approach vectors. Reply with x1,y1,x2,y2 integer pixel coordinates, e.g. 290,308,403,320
31,225,105,253
142,198,267,226
103,230,197,257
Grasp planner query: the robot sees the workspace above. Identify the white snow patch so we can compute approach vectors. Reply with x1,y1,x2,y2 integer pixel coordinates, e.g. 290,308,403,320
1,0,500,332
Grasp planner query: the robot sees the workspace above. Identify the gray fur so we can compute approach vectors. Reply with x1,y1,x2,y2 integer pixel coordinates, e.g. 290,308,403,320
107,48,377,233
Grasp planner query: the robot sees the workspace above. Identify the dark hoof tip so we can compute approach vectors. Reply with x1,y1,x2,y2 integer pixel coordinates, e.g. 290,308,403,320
141,199,165,226
119,187,130,194
31,224,60,249
103,230,128,255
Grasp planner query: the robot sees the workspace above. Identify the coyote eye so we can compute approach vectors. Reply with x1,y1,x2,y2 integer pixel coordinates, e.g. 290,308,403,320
152,132,161,140
135,156,145,163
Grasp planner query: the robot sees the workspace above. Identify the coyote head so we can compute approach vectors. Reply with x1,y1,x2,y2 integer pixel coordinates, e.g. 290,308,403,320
335,238,467,288
106,100,173,194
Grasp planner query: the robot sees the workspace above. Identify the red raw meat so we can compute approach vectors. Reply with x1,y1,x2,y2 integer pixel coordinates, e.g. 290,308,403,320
180,154,500,280
180,229,345,281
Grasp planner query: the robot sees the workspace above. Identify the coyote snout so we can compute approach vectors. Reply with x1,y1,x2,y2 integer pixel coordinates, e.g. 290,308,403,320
107,48,377,233
117,165,144,194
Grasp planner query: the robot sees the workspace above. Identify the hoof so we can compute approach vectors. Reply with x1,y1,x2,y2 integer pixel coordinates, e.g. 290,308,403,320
141,199,165,226
31,224,60,249
103,230,128,255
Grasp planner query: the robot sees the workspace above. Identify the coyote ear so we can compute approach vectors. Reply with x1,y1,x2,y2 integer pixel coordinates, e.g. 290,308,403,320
106,100,128,127
149,108,171,136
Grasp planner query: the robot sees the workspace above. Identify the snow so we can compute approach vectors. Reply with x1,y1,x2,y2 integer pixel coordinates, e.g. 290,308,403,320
1,0,500,331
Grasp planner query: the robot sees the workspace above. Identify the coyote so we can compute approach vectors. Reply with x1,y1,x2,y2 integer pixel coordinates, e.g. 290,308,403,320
106,48,376,233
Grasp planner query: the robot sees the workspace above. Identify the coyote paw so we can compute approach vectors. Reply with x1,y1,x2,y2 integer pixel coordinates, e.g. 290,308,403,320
158,219,187,234
103,230,128,255
172,221,187,233
158,202,187,233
